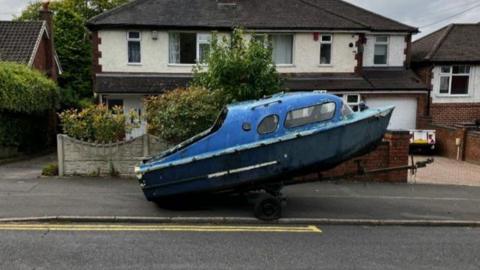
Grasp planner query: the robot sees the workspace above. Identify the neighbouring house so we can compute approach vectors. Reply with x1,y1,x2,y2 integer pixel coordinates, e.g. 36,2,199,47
412,23,480,126
86,0,428,139
0,2,61,81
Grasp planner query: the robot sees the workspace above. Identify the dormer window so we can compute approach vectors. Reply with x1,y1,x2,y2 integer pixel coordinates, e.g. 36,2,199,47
169,33,211,64
374,35,388,65
127,31,141,64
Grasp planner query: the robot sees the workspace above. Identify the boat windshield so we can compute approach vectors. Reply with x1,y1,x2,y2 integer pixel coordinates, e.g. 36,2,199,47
146,108,228,162
341,103,354,120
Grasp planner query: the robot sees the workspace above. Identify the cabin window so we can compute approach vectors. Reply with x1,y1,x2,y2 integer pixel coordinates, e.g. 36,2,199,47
285,102,336,128
257,115,279,134
127,31,141,64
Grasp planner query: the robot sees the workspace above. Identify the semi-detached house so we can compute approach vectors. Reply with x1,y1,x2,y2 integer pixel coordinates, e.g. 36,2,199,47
86,0,428,138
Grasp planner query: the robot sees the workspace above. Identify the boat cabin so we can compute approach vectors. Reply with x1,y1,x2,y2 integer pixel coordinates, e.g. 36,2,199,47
152,92,353,164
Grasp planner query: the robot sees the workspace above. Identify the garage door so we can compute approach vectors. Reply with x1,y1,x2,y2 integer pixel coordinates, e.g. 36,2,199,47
365,96,417,130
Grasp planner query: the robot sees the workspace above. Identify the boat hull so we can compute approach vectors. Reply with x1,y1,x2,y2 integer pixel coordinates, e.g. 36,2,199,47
140,109,392,200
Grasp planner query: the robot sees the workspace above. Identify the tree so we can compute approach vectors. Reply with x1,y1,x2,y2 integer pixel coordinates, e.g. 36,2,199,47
16,0,129,107
193,29,283,103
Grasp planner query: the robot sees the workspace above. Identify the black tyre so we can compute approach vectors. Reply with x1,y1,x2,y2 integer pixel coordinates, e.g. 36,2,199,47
253,193,282,221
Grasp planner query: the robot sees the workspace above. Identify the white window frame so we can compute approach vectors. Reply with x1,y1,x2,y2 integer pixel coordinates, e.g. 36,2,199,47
196,33,212,64
168,32,212,65
373,35,389,66
319,34,333,66
270,33,295,66
127,31,141,65
344,94,361,112
438,65,471,96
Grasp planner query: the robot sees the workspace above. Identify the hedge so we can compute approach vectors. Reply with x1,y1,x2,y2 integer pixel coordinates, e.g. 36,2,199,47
0,62,59,113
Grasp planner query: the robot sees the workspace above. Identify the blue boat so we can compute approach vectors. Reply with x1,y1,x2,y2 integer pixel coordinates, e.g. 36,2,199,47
135,92,394,220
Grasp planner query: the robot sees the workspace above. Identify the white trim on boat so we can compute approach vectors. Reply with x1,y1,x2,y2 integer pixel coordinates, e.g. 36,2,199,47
207,161,279,179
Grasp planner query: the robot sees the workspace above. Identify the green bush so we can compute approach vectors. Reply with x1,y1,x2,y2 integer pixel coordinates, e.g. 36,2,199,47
145,87,221,143
42,163,59,176
59,105,138,143
193,29,283,103
0,62,59,113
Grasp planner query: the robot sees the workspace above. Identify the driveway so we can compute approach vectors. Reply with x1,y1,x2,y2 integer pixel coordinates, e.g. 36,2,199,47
0,154,56,180
409,156,480,187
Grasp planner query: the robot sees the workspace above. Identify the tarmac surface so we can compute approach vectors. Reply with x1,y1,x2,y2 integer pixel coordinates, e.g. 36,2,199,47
0,225,478,270
1,175,479,221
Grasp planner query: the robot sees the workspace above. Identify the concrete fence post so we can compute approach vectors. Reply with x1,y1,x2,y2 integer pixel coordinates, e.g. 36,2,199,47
143,134,149,157
57,134,64,176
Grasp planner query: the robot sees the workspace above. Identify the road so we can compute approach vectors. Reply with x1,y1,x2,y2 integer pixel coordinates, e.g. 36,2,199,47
0,224,478,270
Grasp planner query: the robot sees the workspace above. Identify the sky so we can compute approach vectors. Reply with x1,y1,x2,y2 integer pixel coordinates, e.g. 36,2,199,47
1,0,479,39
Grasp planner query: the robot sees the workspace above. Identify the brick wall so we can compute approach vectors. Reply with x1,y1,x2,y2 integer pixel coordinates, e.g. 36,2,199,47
429,124,480,164
430,103,480,125
297,131,411,183
465,131,480,165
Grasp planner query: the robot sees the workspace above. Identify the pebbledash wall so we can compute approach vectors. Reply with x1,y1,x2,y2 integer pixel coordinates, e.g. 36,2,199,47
57,134,171,176
57,131,411,182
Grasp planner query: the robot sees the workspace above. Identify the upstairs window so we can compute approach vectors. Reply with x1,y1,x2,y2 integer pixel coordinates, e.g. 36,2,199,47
271,34,293,65
374,35,388,65
320,34,332,65
127,31,141,64
285,102,336,128
251,34,294,65
169,33,211,64
439,66,470,95
257,115,279,135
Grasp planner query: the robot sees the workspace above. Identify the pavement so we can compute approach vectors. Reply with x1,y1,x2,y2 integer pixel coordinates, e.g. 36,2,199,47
1,175,480,223
0,154,479,223
410,155,480,187
0,225,479,270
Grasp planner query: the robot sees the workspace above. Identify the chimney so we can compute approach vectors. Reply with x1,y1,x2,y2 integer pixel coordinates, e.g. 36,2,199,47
39,1,57,80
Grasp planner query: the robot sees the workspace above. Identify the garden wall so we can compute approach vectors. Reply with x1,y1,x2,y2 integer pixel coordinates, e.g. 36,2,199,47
430,124,480,164
296,131,411,183
57,134,171,176
58,131,411,182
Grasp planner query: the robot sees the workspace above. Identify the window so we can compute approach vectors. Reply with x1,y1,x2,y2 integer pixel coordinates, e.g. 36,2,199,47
374,35,388,65
337,94,362,112
127,31,141,63
107,99,123,111
341,103,354,119
320,34,332,65
271,34,293,65
285,102,336,128
169,33,212,64
439,66,470,95
257,115,279,134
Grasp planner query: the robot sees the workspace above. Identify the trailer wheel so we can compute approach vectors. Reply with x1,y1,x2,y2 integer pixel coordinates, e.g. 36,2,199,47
254,193,282,221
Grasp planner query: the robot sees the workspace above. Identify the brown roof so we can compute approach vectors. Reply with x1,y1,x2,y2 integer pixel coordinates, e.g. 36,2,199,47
412,24,480,63
0,21,45,64
95,70,427,94
87,0,417,32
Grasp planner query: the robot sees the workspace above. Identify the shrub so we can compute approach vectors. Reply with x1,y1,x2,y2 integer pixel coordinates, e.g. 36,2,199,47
193,29,283,103
42,163,59,176
0,62,59,113
59,105,138,143
145,87,221,143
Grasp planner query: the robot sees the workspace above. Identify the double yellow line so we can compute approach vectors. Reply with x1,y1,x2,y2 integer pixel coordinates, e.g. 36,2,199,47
0,223,321,233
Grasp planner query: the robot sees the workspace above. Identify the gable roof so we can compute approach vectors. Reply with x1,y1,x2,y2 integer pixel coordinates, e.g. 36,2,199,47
412,24,480,63
86,0,417,32
0,21,46,65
